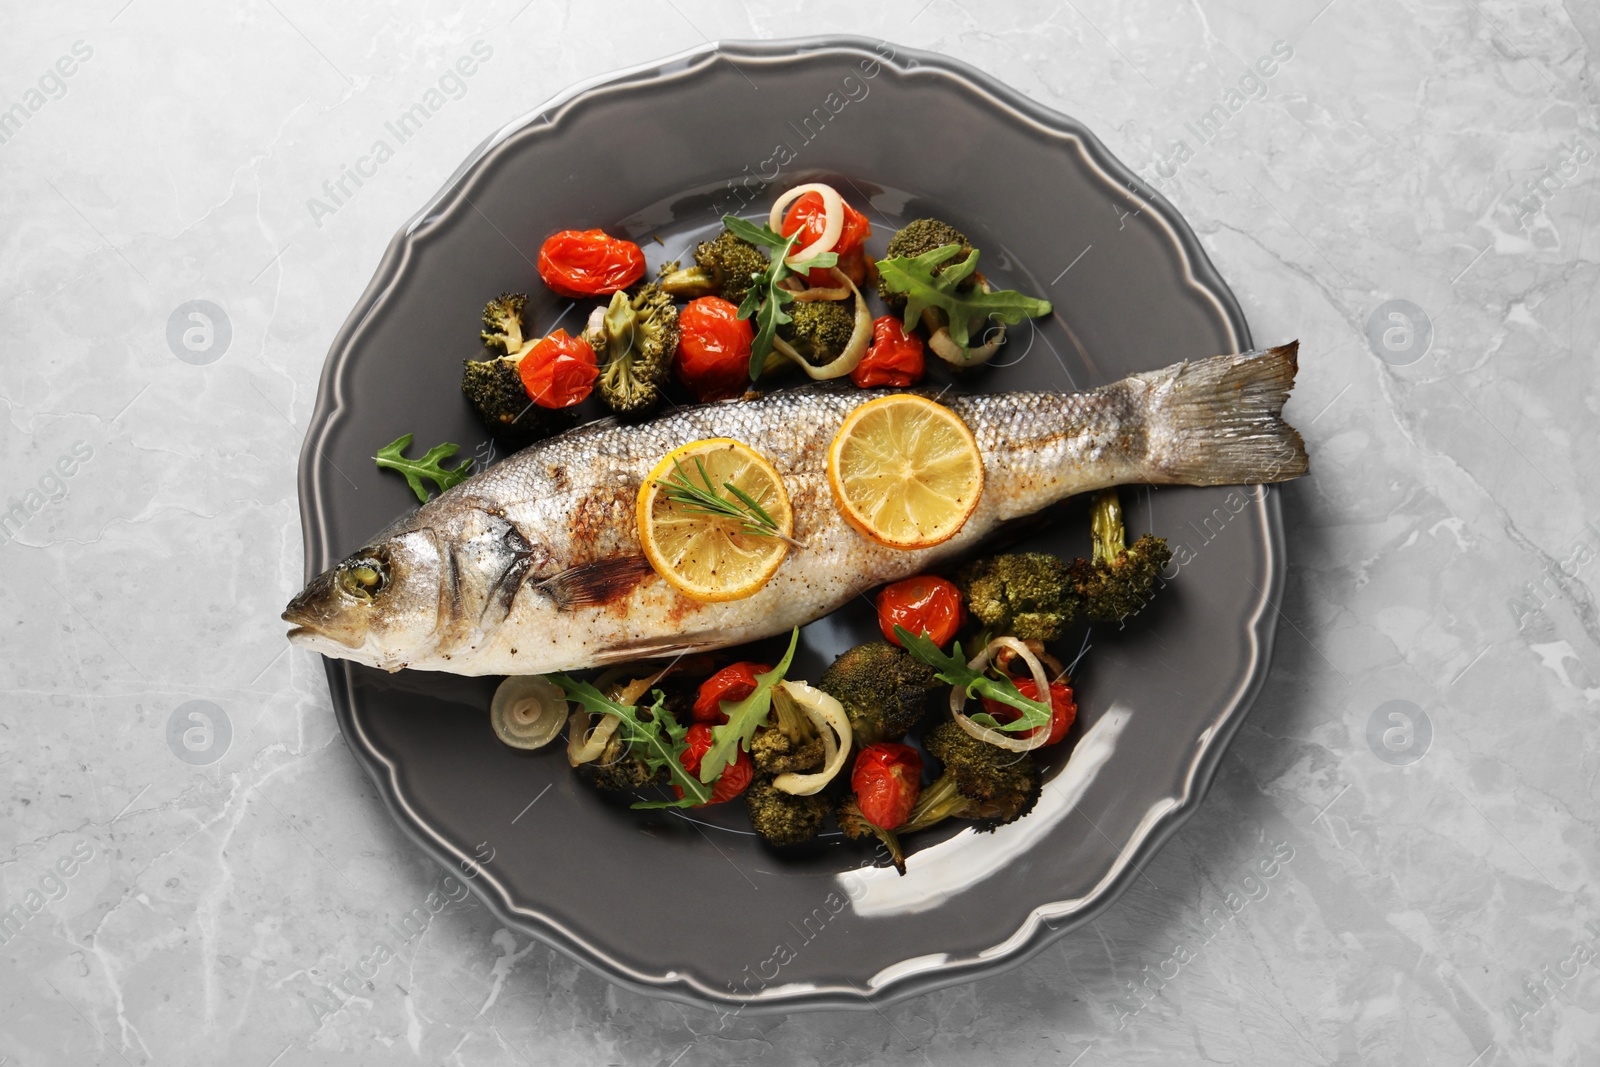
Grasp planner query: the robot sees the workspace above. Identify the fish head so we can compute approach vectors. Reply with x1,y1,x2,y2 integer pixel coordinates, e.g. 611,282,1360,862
283,527,445,670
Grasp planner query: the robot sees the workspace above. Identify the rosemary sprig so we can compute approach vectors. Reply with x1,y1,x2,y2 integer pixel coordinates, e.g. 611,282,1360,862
655,456,804,548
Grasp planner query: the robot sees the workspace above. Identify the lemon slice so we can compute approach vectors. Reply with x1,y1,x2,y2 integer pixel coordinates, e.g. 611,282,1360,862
827,395,984,549
638,438,794,602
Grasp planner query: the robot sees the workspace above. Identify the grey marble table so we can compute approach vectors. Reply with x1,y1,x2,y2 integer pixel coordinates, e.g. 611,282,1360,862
2,1,1595,1064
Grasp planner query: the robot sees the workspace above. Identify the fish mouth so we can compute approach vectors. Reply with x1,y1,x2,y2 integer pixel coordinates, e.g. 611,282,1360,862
282,613,327,646
282,603,362,650
282,618,364,653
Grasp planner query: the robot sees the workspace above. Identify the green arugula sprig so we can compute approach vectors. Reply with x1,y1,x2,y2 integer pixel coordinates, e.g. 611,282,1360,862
700,627,800,783
375,434,474,502
893,625,1054,734
655,456,802,546
549,676,711,809
721,214,839,379
875,244,1053,348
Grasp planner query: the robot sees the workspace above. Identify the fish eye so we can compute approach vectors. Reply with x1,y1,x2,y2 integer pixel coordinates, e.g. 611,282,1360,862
339,557,388,599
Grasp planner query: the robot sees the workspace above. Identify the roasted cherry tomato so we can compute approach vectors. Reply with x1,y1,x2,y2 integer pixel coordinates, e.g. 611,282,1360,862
692,661,773,723
781,191,871,255
834,247,868,287
675,722,754,805
537,229,646,299
517,328,597,408
852,315,926,388
981,677,1078,747
852,743,923,830
781,191,872,286
676,296,754,402
877,575,965,648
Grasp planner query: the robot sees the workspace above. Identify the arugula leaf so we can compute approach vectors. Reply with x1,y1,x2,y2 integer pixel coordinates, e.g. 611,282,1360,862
892,625,1054,734
700,627,800,783
721,214,786,250
550,676,711,809
721,214,840,379
786,252,840,278
374,434,474,502
735,238,798,381
875,244,1054,349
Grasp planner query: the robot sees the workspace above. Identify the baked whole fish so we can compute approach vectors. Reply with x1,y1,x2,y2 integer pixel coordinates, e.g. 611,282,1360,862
284,344,1308,674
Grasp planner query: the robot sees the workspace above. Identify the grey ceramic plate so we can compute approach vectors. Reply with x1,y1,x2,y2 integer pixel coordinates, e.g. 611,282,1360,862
295,37,1285,1011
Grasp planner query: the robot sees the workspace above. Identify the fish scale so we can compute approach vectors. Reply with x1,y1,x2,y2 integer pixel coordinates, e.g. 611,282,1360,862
284,345,1308,675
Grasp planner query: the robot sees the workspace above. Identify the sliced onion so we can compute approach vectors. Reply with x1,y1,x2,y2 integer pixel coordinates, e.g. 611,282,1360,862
582,304,608,352
771,269,873,380
772,680,852,796
491,676,568,751
567,709,621,765
924,283,1007,367
927,322,1005,366
563,665,674,765
950,637,1052,753
794,281,851,302
768,182,844,267
615,669,668,707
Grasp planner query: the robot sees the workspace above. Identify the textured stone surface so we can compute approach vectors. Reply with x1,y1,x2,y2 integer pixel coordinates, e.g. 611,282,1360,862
2,1,1596,1064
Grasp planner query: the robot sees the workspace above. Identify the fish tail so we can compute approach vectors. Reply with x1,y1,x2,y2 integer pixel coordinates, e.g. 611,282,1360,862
1141,342,1308,486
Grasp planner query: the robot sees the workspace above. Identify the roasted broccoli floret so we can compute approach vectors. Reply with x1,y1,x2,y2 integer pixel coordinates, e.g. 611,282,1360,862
461,356,528,430
777,300,855,365
575,682,691,794
877,218,975,314
460,356,577,450
480,291,529,354
659,229,769,305
585,278,679,415
838,721,1041,874
898,720,1041,834
1068,489,1172,624
462,292,577,449
955,492,1170,634
955,552,1077,642
884,217,973,263
746,776,830,847
837,795,907,873
817,641,942,746
579,729,668,793
878,219,1025,367
750,685,825,776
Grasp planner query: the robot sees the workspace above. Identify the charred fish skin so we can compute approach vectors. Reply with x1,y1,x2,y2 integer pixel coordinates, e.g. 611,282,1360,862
284,344,1307,675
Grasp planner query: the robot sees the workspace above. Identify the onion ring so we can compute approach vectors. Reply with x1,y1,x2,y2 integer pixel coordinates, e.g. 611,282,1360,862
923,282,1008,367
768,182,844,267
950,637,1052,752
771,268,873,379
771,681,853,795
927,322,1005,366
491,676,568,750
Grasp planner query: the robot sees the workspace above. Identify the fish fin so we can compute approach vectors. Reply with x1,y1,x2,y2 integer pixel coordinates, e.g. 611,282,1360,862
1144,342,1309,486
536,556,655,610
